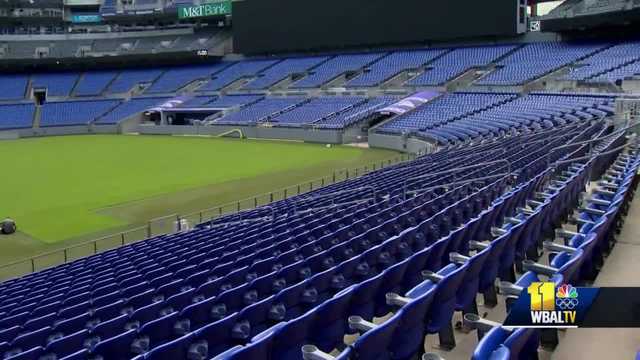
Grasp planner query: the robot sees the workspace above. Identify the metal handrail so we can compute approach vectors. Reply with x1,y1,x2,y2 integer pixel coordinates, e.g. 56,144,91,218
292,185,377,214
405,173,511,197
294,198,376,216
0,225,149,272
180,154,409,222
545,119,640,167
553,138,639,168
402,159,511,200
207,205,276,226
0,153,412,280
547,122,640,165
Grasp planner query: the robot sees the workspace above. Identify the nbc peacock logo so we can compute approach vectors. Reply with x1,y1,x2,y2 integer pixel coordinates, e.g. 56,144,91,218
556,284,579,310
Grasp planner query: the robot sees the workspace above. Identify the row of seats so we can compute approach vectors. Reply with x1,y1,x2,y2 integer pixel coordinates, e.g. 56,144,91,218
417,94,614,145
473,133,638,359
0,41,635,101
407,45,516,86
184,122,613,360
379,92,615,146
283,127,630,360
477,42,608,86
40,100,121,127
0,103,34,130
0,122,601,359
379,92,516,134
213,96,397,129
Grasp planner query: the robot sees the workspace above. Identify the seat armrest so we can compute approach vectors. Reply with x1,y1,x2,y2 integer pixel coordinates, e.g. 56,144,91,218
594,188,616,197
469,240,490,250
498,281,523,297
386,292,411,307
449,252,470,265
581,207,606,216
555,228,581,240
543,241,576,254
491,227,508,237
506,217,522,225
421,270,444,283
522,260,558,276
348,316,377,333
517,207,535,216
463,313,503,333
585,197,611,206
302,345,337,360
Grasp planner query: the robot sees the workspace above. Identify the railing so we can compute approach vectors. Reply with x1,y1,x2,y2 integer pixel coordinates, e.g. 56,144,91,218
0,153,416,281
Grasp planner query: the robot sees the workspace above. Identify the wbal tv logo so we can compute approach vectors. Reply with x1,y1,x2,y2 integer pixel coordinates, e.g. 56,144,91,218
527,283,578,325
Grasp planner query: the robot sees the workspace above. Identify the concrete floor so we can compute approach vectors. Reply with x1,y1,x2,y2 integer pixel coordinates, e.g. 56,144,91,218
422,182,640,360
551,193,640,360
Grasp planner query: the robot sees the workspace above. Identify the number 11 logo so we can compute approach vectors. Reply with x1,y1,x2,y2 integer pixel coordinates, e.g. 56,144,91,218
528,282,555,311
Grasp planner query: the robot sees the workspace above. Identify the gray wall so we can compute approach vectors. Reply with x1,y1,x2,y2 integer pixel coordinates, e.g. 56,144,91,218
136,124,346,144
1,123,420,155
368,132,435,154
0,125,119,139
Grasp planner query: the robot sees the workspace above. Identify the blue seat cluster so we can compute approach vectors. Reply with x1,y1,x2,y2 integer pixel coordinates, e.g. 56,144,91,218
290,53,385,89
94,97,170,125
40,99,121,127
74,71,120,97
472,133,639,359
563,42,640,82
31,73,79,98
203,95,264,109
315,97,397,129
379,92,615,145
346,49,447,87
586,61,640,84
107,69,164,94
0,118,614,360
214,96,397,129
0,103,35,130
0,75,28,100
197,60,279,92
146,64,230,94
268,97,367,127
407,45,516,86
187,122,613,360
477,42,608,86
418,93,615,145
214,97,308,125
379,92,516,135
243,57,329,90
3,41,640,103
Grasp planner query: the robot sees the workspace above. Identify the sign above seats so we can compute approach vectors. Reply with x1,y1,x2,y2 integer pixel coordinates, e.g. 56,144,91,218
178,0,232,19
377,91,440,115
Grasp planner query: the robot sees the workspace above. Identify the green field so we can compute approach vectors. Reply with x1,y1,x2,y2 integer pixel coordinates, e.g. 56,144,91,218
0,134,396,272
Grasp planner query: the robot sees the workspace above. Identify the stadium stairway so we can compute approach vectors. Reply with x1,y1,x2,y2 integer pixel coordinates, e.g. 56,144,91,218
298,127,638,360
550,180,640,359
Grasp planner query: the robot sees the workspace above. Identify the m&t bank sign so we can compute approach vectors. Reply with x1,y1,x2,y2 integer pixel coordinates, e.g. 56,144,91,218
178,1,231,19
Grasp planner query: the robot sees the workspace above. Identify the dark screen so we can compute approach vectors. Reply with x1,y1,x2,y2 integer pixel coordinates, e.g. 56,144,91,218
233,0,518,54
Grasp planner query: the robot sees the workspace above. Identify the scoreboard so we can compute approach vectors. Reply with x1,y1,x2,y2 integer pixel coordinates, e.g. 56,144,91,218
233,0,525,54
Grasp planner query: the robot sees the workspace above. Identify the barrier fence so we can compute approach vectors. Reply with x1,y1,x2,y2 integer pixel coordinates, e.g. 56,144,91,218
0,153,415,281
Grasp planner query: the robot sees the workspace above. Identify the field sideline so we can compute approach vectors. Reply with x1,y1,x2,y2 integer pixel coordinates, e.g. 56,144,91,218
0,134,396,270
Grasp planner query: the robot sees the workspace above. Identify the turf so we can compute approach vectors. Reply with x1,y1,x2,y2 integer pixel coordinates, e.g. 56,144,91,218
0,135,396,268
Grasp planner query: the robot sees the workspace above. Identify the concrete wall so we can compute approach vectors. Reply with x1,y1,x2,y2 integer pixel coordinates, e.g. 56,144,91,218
136,124,346,144
1,122,419,155
0,125,119,139
0,28,194,42
368,131,435,154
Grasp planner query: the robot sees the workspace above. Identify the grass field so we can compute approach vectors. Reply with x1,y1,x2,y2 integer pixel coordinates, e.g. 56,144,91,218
0,134,396,272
